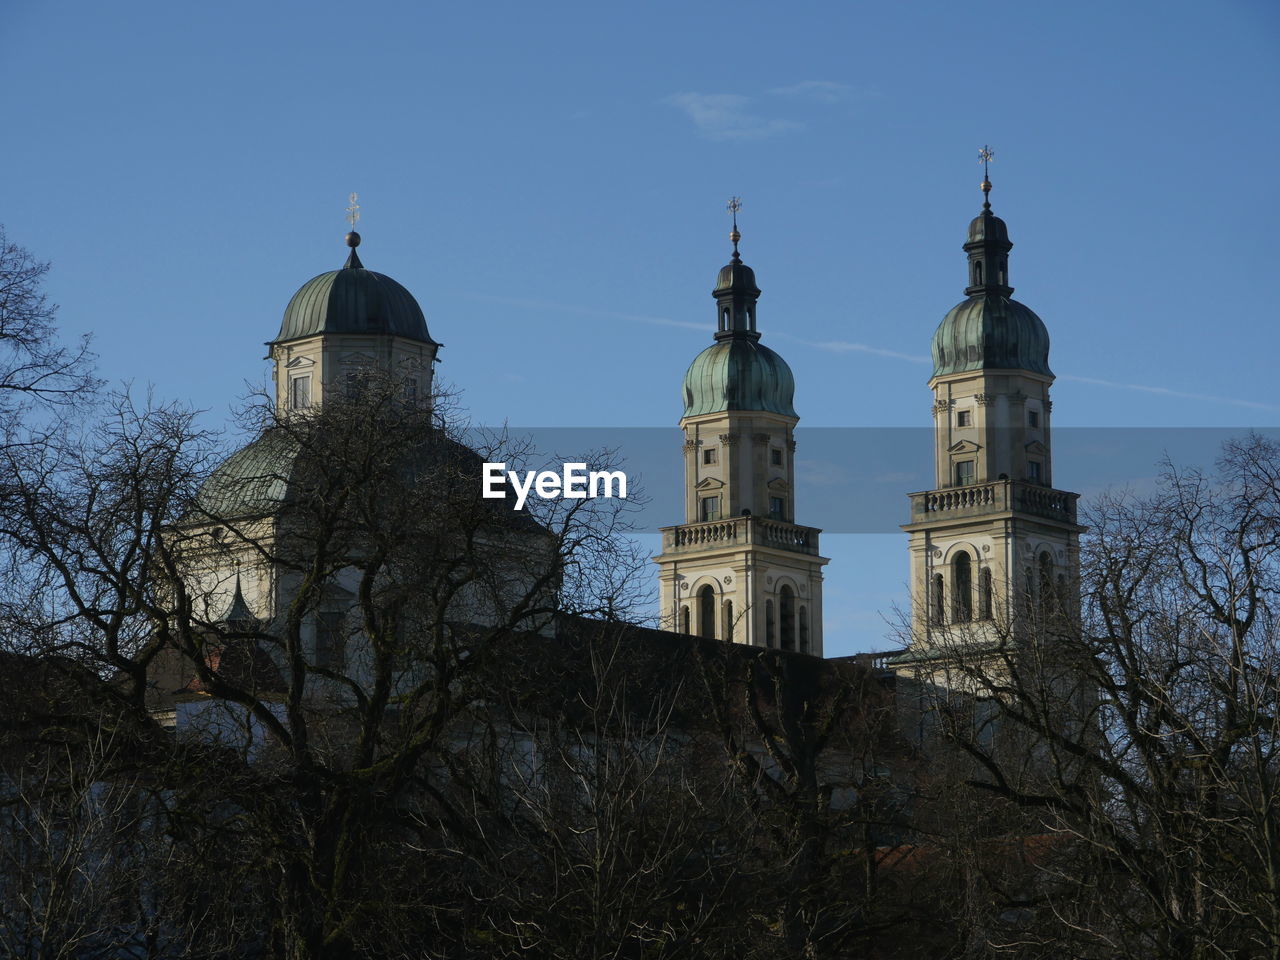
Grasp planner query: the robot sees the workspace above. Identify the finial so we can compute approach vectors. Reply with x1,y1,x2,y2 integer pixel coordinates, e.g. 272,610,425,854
343,192,364,267
978,145,994,210
345,192,362,248
727,196,743,262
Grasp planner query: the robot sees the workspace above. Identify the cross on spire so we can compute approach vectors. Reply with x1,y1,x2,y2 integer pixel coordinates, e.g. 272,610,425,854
727,196,743,261
978,145,995,209
346,192,361,231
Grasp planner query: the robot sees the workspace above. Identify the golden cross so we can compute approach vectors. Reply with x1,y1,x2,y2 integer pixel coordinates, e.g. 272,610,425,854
726,196,743,228
346,192,360,231
978,145,995,179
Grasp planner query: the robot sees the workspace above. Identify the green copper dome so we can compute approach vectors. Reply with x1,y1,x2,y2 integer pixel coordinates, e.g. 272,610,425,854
273,245,437,345
683,338,797,418
932,296,1051,378
194,429,302,520
931,190,1052,379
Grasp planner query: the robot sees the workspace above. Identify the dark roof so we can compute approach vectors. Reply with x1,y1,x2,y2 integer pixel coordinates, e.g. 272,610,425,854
273,254,437,345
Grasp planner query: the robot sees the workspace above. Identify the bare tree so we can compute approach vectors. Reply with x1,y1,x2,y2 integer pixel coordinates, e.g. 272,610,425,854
913,434,1280,959
0,226,96,431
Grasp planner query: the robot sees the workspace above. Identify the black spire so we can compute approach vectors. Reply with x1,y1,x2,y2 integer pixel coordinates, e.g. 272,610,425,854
964,147,1013,298
713,197,762,342
344,229,364,269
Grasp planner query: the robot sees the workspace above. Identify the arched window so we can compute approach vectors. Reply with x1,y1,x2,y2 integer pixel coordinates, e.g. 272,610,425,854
1038,552,1054,618
723,600,734,641
765,600,775,648
698,585,716,639
780,586,796,651
679,606,690,634
931,574,945,625
978,567,993,620
974,260,983,285
799,606,809,654
952,553,973,622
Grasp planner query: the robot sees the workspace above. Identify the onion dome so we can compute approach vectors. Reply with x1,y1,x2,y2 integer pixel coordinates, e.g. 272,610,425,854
683,338,796,417
272,233,438,345
681,211,797,418
931,176,1051,378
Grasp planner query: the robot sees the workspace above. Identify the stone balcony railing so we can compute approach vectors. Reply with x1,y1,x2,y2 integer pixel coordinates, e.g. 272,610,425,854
660,515,822,556
908,479,1079,525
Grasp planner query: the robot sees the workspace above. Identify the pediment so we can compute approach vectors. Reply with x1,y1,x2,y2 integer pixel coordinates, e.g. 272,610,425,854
285,356,316,369
1025,440,1048,455
695,477,725,491
947,440,981,454
767,476,789,491
339,352,376,363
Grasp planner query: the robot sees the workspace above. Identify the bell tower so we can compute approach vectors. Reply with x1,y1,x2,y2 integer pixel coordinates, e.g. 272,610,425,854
655,202,828,653
268,206,441,417
894,153,1082,677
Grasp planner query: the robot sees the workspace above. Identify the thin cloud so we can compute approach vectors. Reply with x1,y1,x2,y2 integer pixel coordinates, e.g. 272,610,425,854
467,293,710,332
1059,375,1280,412
776,331,930,364
667,92,801,141
768,80,871,103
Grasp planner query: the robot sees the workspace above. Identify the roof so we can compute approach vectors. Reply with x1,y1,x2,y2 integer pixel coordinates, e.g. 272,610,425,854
682,337,797,418
273,252,437,345
931,295,1052,379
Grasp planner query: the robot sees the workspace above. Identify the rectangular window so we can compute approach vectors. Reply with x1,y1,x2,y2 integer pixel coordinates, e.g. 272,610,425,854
769,496,785,520
315,611,345,671
771,448,783,466
699,496,721,522
1027,460,1042,483
344,371,361,399
955,460,976,486
289,375,312,409
703,447,717,465
1028,410,1040,428
956,410,972,427
403,377,418,402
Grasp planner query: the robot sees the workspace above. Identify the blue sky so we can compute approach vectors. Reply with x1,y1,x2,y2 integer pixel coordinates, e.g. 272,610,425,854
3,0,1277,654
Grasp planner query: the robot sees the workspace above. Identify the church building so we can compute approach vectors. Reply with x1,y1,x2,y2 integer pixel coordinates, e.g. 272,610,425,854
654,206,830,656
891,162,1082,677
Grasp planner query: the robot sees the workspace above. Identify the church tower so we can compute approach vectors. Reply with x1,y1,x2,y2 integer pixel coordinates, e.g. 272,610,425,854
895,158,1082,676
268,225,441,415
655,206,828,653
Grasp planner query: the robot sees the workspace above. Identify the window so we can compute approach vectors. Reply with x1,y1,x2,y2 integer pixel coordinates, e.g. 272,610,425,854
1038,552,1054,618
978,567,993,620
344,371,362,399
723,600,734,641
698,585,716,639
699,496,721,522
679,606,690,634
974,260,984,284
799,607,809,654
769,496,786,520
956,410,972,427
1027,460,1042,483
1028,410,1040,429
930,574,945,625
955,460,976,486
403,376,418,402
315,611,345,670
771,448,783,466
765,600,775,648
703,447,717,465
952,553,973,622
289,375,312,409
780,586,795,651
